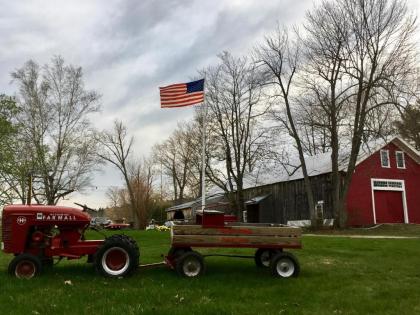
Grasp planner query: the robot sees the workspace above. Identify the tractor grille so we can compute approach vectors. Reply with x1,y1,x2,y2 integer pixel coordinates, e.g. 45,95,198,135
1,215,12,251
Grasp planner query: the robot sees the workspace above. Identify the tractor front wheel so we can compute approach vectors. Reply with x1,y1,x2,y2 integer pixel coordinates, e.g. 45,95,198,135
95,235,139,277
8,254,42,279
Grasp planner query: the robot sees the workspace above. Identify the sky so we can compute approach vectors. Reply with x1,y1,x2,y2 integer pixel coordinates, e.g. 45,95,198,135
1,0,419,209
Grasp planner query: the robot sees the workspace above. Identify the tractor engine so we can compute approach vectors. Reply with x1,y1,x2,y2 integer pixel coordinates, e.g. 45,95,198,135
1,204,139,279
2,205,94,256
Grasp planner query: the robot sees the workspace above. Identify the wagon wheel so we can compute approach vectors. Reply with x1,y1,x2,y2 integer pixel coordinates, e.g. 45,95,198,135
168,246,192,259
270,252,300,278
175,251,205,278
95,234,139,277
254,248,281,268
8,254,42,279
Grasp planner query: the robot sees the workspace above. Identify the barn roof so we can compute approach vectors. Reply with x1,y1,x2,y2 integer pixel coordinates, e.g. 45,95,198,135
166,137,420,211
165,193,226,212
245,136,420,189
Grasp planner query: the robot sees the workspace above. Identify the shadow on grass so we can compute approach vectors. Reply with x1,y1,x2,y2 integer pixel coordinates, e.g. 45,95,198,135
39,255,313,282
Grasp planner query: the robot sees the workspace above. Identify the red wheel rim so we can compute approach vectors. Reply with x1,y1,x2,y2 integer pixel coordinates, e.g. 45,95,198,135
15,260,36,279
105,248,128,271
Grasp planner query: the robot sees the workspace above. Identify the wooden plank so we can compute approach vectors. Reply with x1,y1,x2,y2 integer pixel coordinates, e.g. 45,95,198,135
171,234,301,247
172,225,301,237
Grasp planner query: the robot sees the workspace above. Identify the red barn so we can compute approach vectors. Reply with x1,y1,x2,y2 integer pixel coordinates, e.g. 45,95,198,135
166,137,420,227
346,137,420,225
238,136,420,226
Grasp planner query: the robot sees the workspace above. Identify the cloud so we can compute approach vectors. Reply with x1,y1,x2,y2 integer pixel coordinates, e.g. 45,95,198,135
1,0,418,207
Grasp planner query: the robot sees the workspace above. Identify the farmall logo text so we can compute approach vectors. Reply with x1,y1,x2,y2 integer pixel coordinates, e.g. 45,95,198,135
36,212,76,221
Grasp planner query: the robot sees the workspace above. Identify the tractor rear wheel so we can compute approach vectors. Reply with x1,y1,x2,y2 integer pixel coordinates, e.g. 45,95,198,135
95,234,139,277
8,254,42,279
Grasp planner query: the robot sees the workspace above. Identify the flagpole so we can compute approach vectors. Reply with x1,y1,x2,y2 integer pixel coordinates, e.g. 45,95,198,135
201,100,208,211
159,78,206,213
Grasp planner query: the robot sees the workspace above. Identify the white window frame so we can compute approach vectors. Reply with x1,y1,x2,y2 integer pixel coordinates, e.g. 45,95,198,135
380,149,390,168
371,178,408,224
395,151,406,169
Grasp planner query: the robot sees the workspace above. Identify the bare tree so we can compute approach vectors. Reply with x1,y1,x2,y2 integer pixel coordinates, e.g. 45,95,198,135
184,119,205,198
295,95,331,155
10,57,101,205
202,51,268,217
128,158,154,228
303,0,417,227
395,101,420,149
105,186,133,222
106,186,124,209
96,120,142,228
153,121,201,203
255,28,318,226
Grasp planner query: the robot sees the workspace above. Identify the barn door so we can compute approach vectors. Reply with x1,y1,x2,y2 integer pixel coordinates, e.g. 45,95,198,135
374,190,404,223
246,204,259,223
371,179,408,224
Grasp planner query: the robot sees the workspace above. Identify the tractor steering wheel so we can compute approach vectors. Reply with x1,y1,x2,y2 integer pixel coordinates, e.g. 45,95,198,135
74,202,97,212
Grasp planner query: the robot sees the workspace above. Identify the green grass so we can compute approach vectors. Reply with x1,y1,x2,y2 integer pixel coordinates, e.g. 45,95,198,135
304,223,420,237
1,230,420,315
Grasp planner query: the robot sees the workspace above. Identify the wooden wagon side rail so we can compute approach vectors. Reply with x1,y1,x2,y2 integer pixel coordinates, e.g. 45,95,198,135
171,225,302,249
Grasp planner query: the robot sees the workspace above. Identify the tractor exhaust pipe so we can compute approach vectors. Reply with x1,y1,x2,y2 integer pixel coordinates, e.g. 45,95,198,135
26,172,32,205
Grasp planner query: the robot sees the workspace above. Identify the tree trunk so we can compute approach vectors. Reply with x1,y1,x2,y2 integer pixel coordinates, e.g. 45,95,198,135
284,98,316,227
330,102,341,228
123,173,140,229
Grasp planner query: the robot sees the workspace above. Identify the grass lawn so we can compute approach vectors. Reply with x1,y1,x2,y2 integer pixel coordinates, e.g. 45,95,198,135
1,229,420,315
304,223,420,237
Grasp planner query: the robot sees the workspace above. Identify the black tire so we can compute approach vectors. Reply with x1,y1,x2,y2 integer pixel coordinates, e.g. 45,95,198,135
175,251,205,278
120,234,139,250
255,249,281,268
42,257,54,268
168,246,191,259
95,234,139,277
270,252,300,278
87,254,94,263
8,254,42,279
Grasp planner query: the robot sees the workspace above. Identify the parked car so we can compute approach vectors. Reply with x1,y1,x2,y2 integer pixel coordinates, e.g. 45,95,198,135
90,217,130,230
90,217,112,227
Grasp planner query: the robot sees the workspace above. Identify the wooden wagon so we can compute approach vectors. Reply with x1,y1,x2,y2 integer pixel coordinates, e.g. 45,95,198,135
165,210,302,278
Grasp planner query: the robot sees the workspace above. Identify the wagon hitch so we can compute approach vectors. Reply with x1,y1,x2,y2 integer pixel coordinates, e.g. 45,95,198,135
138,261,167,269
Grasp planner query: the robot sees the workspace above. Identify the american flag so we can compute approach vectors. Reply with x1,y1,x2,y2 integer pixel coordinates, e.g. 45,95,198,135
159,79,204,108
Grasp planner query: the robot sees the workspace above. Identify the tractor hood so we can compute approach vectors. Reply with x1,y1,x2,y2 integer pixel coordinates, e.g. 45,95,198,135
3,204,91,223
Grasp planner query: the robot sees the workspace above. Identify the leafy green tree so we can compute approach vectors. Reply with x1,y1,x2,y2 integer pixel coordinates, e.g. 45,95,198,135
0,95,23,205
395,102,420,150
10,56,101,205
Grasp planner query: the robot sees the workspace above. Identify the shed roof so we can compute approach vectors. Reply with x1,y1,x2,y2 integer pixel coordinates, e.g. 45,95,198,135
166,193,226,212
245,194,271,205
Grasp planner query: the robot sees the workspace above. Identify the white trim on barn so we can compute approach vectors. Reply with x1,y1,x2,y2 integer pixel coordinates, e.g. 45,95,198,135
353,137,420,172
370,178,409,224
395,151,406,169
380,150,391,168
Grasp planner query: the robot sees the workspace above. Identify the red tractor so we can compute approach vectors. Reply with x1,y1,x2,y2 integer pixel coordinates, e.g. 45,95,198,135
1,204,139,279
